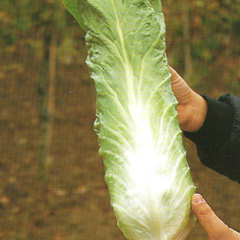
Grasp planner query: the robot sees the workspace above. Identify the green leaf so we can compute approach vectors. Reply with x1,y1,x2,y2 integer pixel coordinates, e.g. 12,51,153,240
62,0,86,31
62,0,196,239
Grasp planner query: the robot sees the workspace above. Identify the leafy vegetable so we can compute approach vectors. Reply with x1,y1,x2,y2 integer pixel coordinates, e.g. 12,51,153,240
62,0,196,239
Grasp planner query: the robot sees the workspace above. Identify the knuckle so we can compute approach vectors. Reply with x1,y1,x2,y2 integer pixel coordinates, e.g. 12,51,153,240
199,203,213,217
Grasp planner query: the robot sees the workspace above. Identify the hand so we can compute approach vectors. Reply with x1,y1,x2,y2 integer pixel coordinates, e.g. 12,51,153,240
169,66,207,132
192,194,240,240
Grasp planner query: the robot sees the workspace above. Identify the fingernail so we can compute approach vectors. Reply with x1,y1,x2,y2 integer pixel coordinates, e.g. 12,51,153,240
193,194,205,204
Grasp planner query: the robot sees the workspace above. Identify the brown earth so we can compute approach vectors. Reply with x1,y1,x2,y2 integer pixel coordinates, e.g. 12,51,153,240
0,46,239,240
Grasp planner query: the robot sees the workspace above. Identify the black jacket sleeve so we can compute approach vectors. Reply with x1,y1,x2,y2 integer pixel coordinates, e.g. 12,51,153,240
184,94,240,183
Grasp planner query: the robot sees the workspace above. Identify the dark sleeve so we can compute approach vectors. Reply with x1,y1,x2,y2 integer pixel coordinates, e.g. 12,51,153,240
184,94,240,183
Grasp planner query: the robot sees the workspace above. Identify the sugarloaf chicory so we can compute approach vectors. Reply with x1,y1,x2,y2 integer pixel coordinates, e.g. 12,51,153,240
62,0,196,239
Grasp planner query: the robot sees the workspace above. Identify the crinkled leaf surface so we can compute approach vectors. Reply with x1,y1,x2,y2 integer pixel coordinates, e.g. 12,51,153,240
62,0,196,239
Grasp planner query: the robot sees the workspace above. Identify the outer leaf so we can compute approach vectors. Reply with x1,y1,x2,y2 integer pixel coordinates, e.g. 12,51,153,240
62,0,196,239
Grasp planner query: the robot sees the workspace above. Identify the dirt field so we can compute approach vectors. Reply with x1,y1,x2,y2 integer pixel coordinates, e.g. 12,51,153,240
0,46,239,240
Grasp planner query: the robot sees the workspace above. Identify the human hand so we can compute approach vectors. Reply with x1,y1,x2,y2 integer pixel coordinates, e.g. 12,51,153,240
192,193,240,240
169,66,207,132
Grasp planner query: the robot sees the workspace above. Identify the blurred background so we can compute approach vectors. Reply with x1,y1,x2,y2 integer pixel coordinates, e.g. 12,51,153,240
0,0,239,239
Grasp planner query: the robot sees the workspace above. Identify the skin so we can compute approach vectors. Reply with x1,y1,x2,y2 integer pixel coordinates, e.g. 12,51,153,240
169,66,207,132
170,67,240,240
192,194,240,240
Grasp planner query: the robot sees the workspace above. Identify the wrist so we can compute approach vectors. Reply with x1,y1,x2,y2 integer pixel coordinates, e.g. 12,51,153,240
184,95,234,147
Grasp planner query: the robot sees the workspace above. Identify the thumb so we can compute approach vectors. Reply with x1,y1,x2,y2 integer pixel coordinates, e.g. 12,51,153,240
192,194,238,240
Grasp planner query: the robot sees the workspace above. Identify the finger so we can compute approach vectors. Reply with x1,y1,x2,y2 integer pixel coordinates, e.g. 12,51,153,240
169,66,192,104
168,66,179,81
192,194,232,240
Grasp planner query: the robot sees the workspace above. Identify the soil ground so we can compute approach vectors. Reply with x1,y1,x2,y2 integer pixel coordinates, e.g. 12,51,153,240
0,46,239,240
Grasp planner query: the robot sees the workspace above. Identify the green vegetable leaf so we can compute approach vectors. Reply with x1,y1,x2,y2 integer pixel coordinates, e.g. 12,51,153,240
62,0,196,239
